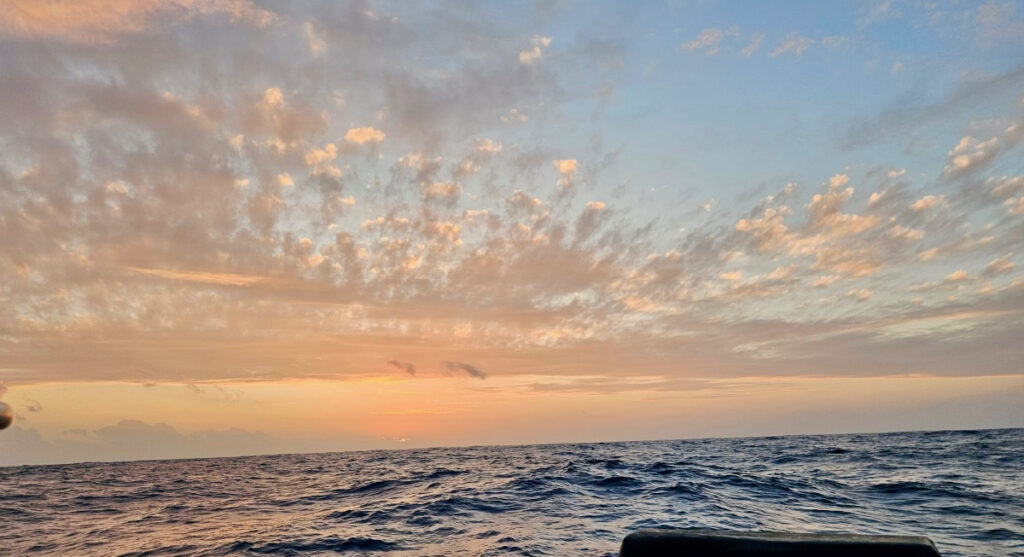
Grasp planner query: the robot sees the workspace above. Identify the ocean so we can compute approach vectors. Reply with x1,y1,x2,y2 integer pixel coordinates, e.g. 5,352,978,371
1,429,1021,556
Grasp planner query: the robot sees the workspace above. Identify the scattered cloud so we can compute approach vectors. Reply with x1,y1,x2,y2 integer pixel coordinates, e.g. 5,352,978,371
740,33,765,57
910,194,948,212
770,32,813,57
345,126,386,144
303,21,326,55
0,0,1021,410
945,269,972,283
554,158,579,186
984,254,1016,275
846,288,874,301
679,27,737,56
860,1,901,26
0,0,275,44
519,35,552,65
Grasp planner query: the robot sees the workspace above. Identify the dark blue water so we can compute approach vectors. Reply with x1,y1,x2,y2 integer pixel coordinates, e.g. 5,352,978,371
1,429,1021,556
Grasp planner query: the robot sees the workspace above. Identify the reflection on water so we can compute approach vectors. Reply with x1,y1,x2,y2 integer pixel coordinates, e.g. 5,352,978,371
1,429,1021,556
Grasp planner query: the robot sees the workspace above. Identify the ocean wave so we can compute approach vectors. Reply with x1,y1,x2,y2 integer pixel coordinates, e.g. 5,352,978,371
1,428,1021,556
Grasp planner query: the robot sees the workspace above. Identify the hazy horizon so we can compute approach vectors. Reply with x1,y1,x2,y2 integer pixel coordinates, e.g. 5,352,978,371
1,0,1023,467
5,423,1022,468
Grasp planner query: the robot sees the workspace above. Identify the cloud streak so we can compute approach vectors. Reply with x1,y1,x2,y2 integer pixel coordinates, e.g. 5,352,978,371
443,361,487,379
387,360,417,376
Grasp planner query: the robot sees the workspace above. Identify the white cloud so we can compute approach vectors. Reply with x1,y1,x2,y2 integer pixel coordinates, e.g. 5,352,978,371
740,33,765,56
770,32,813,57
500,109,528,124
679,27,737,56
519,35,552,65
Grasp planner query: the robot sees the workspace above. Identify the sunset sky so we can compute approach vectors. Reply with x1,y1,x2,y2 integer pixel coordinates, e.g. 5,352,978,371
1,0,1022,466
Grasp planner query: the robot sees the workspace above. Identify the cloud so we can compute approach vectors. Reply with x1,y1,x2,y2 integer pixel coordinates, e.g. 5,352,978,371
303,21,326,55
805,174,879,235
344,126,386,144
0,0,275,44
770,32,813,57
887,225,925,242
474,138,502,155
423,181,461,205
972,1,1024,45
519,35,552,65
500,109,528,124
679,27,737,56
735,206,791,251
822,35,847,48
988,176,1024,198
945,269,972,283
846,288,874,301
276,172,294,187
23,398,43,412
811,275,840,287
0,0,1022,400
387,360,416,376
128,267,268,286
554,158,578,186
453,138,503,179
576,201,609,242
443,361,487,379
910,194,948,212
304,143,340,177
944,135,1001,174
859,1,901,26
984,255,1015,276
508,190,542,211
740,33,765,57
841,66,1024,148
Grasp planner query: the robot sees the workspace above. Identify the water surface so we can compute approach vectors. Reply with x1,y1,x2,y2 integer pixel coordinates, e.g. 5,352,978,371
2,429,1021,556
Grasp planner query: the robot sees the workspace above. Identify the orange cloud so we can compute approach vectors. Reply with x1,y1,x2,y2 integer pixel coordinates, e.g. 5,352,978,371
344,126,386,144
0,0,274,43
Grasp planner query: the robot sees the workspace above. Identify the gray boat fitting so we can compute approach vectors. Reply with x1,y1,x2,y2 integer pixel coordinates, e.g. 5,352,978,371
619,528,942,556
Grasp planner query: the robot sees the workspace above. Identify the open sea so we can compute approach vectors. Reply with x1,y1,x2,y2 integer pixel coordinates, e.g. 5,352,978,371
1,428,1021,556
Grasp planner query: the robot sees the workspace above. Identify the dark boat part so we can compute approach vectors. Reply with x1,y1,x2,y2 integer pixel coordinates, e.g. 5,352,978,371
620,528,941,556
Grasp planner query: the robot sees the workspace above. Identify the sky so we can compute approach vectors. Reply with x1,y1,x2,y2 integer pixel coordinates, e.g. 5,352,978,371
0,0,1022,466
